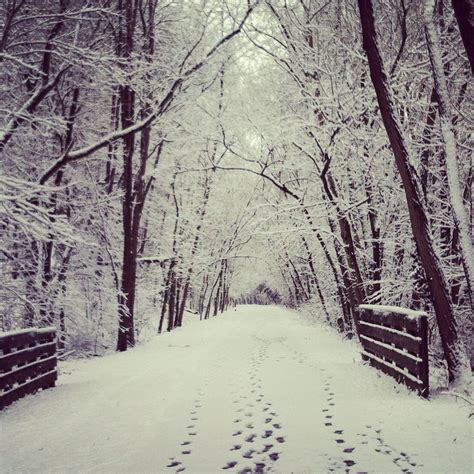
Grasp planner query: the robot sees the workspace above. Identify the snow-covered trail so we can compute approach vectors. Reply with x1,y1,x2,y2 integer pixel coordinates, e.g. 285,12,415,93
1,306,471,473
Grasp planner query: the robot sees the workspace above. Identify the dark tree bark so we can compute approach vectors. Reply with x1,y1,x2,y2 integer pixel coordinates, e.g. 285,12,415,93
117,0,163,350
365,181,382,302
116,0,138,351
451,0,474,73
175,173,211,327
357,0,468,384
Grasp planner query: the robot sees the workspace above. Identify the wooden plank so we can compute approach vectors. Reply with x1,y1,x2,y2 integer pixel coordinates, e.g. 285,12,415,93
0,329,55,354
359,322,421,354
0,356,57,390
0,331,37,354
359,310,419,335
0,342,56,373
360,337,421,375
365,353,422,392
0,370,57,410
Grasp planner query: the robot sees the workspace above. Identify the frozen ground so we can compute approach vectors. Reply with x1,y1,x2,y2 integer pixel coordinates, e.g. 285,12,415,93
0,305,472,473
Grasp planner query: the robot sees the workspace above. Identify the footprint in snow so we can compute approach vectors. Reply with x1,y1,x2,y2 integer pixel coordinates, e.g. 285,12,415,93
242,449,255,459
262,444,273,453
237,467,252,474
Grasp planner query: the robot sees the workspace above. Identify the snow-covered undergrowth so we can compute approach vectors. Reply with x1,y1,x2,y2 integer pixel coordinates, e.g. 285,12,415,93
1,306,471,473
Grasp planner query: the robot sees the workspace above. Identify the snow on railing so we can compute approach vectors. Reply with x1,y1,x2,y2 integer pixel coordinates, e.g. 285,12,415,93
0,327,57,410
357,305,429,398
358,304,427,319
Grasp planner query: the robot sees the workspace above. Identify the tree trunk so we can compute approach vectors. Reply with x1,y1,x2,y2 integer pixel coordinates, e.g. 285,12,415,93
357,0,469,385
450,0,474,73
424,1,473,309
116,0,137,352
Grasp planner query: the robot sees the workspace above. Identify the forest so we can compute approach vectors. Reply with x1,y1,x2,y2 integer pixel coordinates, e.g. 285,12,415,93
0,0,472,390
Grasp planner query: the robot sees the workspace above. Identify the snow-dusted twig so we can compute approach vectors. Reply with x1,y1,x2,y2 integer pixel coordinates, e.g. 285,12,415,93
440,391,473,406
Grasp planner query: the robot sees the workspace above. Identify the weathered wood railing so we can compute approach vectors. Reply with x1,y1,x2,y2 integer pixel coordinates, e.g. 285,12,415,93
357,305,429,398
0,327,57,410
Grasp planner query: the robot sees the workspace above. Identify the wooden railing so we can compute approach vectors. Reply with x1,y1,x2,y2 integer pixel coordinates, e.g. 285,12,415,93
0,327,57,410
357,305,429,398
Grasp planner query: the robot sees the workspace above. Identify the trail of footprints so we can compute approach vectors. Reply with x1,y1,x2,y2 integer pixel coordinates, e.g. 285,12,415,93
281,346,356,470
289,348,418,474
322,375,419,473
165,345,285,473
319,374,359,472
166,342,419,473
165,386,207,472
288,346,419,473
222,342,285,473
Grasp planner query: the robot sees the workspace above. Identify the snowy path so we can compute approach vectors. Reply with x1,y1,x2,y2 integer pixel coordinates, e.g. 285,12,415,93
1,306,471,473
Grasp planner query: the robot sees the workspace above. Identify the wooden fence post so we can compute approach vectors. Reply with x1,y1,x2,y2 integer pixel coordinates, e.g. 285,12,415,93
419,315,429,398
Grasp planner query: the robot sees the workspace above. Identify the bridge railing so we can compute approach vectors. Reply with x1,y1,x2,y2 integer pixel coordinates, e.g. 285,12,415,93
357,305,429,398
0,327,57,410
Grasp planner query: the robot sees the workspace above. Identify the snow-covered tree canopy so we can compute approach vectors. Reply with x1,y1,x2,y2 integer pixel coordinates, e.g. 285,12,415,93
0,0,472,385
